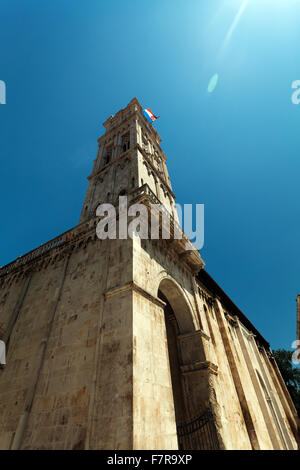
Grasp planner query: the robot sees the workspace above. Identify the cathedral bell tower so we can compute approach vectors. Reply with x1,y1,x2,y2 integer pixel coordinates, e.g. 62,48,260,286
79,98,178,224
76,99,224,450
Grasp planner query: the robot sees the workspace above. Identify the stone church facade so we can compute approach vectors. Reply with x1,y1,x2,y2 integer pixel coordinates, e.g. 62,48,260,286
0,98,299,450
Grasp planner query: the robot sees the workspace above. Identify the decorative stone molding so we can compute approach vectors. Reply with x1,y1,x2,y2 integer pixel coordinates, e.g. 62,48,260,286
0,219,98,279
104,281,166,309
197,286,215,304
237,319,256,340
256,343,265,354
178,329,210,342
129,184,204,273
225,313,238,328
180,360,218,376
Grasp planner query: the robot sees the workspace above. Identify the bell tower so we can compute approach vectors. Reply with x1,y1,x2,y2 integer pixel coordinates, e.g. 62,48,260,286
78,99,213,450
79,98,177,223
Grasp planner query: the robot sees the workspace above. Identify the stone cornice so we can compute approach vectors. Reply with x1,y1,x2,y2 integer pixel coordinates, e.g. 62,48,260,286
129,185,204,273
225,312,238,328
236,317,256,339
197,283,216,303
180,360,218,376
178,329,210,342
0,218,98,280
103,281,166,309
0,185,204,280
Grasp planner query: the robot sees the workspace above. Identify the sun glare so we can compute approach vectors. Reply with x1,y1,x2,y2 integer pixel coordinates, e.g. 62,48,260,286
223,0,249,49
221,0,299,52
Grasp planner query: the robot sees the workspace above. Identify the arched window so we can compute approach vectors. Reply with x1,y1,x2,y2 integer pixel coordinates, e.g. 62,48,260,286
122,132,130,153
105,145,113,165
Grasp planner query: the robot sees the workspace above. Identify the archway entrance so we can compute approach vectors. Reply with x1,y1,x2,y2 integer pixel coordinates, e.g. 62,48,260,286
158,278,195,335
158,278,219,450
158,290,187,436
158,278,195,449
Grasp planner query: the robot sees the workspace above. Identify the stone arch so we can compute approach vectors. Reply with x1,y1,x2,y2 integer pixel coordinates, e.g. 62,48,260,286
156,274,198,445
157,275,195,334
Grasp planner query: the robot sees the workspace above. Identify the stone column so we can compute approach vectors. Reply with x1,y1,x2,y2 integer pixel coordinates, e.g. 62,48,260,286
89,281,179,450
132,290,178,450
130,119,139,147
177,329,224,449
233,318,282,449
89,287,134,449
214,299,260,449
155,178,161,200
262,349,300,448
96,143,105,171
247,332,294,449
117,133,123,159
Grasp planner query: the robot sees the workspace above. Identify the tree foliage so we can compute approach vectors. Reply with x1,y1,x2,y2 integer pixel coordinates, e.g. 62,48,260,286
273,349,300,416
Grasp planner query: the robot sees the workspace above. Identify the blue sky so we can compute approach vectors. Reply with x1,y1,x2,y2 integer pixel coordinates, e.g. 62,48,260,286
0,0,299,350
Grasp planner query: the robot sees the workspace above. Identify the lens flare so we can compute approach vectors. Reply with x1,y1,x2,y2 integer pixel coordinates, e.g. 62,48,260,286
208,74,219,93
